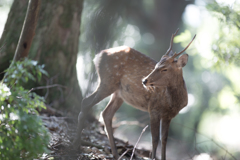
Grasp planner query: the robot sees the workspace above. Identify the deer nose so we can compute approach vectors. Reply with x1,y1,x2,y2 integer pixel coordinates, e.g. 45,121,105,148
142,79,148,85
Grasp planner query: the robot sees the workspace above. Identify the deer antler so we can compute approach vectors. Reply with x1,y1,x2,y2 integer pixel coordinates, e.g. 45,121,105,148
170,34,196,60
165,28,179,56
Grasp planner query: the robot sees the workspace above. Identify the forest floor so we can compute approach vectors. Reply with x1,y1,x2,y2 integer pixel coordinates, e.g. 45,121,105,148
40,112,152,160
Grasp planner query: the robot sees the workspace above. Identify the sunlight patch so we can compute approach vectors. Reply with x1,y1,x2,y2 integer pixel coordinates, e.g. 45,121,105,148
193,153,212,160
180,93,195,114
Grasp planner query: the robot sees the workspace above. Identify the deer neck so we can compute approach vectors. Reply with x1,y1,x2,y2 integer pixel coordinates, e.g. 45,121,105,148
148,79,187,118
165,78,188,108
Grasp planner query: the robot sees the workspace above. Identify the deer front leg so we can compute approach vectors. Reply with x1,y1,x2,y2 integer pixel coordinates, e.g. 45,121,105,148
150,112,161,159
160,118,171,160
102,92,123,159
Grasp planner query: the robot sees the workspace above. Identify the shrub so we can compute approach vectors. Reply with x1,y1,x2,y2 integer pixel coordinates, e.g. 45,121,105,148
0,59,50,160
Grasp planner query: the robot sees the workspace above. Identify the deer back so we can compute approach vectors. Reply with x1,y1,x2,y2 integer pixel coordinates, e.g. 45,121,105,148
94,45,189,116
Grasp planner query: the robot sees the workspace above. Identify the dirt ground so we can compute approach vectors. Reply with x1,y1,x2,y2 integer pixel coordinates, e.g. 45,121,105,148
40,113,152,160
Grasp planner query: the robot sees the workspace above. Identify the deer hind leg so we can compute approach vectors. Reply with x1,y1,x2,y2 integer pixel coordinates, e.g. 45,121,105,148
74,81,118,147
102,91,123,159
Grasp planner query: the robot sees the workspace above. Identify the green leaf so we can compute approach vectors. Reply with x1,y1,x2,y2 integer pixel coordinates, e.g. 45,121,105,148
0,59,50,159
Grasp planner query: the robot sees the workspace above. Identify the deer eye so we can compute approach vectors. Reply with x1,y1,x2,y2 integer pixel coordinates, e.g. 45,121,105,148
162,69,167,72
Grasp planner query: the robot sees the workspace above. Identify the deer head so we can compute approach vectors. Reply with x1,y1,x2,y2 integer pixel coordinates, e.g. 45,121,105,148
142,29,196,90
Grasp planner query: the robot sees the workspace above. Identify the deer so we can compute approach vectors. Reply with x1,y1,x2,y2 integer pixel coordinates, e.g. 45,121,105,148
74,29,196,160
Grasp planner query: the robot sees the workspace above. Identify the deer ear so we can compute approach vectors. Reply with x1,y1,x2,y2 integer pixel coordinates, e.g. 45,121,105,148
177,54,188,68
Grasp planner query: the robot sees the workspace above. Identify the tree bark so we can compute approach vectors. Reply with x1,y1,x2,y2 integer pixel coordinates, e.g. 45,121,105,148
0,0,84,116
0,0,28,79
14,0,41,61
29,0,83,115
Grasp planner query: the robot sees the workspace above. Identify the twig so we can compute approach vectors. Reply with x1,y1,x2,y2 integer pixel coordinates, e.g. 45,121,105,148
118,148,132,160
44,77,50,99
130,125,148,160
43,75,59,99
0,71,5,75
15,84,66,99
28,84,68,93
172,122,237,160
211,140,237,160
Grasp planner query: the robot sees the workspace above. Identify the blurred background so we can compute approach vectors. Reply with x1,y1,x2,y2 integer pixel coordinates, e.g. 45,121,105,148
1,0,240,159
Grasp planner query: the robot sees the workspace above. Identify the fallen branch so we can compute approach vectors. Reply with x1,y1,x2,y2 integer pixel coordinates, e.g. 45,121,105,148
130,125,148,160
118,148,132,160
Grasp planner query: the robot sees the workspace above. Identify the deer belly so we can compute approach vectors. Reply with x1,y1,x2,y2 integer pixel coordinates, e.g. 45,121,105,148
119,84,149,112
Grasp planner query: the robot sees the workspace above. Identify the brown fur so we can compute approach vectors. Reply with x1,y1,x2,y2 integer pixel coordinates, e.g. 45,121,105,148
74,32,195,160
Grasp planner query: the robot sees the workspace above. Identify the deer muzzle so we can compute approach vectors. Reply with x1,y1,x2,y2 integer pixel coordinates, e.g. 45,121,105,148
142,78,148,85
142,77,155,92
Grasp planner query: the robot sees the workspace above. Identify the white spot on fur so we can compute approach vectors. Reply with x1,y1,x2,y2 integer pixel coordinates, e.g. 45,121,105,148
106,67,111,72
114,65,118,68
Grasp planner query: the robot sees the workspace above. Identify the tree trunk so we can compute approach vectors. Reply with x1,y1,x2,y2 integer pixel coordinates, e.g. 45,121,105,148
0,0,84,116
0,0,28,79
30,0,83,115
150,0,191,60
14,0,41,61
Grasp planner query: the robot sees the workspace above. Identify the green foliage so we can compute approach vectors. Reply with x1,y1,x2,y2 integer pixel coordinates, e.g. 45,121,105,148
207,1,240,67
207,1,240,105
0,58,50,160
3,58,48,86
